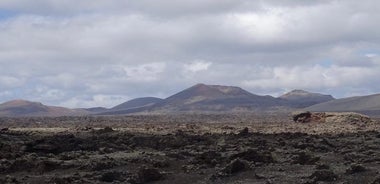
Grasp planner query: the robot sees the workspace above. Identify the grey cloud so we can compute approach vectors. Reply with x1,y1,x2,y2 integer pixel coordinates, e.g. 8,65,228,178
0,0,380,107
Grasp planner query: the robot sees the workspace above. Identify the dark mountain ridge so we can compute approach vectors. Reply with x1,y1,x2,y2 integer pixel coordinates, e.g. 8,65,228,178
105,84,289,114
4,84,373,116
111,97,163,111
280,89,335,108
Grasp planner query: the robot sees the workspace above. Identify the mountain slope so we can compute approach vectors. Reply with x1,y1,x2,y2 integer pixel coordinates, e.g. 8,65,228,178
83,107,108,113
0,100,89,117
305,93,380,115
111,97,162,111
98,97,163,115
280,89,335,108
148,83,288,112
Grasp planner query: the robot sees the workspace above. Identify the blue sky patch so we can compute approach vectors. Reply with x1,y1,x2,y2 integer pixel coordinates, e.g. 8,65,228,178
0,9,18,20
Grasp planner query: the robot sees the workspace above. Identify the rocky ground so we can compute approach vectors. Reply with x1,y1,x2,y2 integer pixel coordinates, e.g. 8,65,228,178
1,114,380,183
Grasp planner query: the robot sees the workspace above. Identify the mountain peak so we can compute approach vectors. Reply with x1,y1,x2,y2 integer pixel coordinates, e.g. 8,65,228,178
280,89,335,108
280,89,333,98
193,83,207,87
288,89,310,94
145,83,286,112
281,90,314,99
111,97,163,111
1,99,43,107
174,83,254,100
189,83,251,96
0,99,89,117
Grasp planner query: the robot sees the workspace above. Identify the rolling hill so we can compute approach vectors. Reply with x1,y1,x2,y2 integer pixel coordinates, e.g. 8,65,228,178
99,84,342,115
111,97,163,111
0,84,342,116
280,89,335,108
0,99,89,117
305,93,380,116
149,83,288,112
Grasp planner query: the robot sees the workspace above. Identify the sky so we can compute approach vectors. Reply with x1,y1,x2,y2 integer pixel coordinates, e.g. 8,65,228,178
0,0,380,108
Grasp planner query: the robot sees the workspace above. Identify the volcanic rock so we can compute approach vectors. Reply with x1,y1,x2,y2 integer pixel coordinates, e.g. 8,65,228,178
136,167,163,183
292,111,372,123
346,164,367,174
309,169,338,182
222,159,249,175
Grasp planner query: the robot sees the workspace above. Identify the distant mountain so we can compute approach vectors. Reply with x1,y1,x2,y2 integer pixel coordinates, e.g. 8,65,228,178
111,97,162,111
98,97,163,115
146,83,288,112
305,93,380,116
5,84,371,117
101,83,290,115
83,107,108,113
0,99,89,117
280,89,335,108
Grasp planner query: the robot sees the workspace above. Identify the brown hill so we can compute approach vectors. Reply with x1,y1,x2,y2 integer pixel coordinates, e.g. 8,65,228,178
111,97,163,111
98,97,163,115
101,84,291,115
280,90,335,108
0,99,89,117
145,83,289,112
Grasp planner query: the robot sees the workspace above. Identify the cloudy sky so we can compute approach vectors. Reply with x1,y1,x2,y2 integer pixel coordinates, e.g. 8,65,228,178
0,0,380,108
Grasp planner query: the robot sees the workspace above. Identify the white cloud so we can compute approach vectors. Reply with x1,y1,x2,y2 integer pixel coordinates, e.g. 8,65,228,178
230,9,286,42
0,91,11,98
122,62,166,82
0,76,25,88
61,94,129,108
184,60,212,73
365,53,377,58
241,64,379,94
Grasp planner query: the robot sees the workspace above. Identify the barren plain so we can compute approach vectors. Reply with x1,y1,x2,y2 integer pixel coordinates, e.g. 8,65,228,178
1,113,380,183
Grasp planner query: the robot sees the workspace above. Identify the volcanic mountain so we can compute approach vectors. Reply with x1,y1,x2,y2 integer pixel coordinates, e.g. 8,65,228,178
137,83,289,113
305,93,380,116
102,84,289,114
111,97,163,111
83,107,108,113
97,97,164,115
280,89,335,108
0,99,88,117
0,84,339,116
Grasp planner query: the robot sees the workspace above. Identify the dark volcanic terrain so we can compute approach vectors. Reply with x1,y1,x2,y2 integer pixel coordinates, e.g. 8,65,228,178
1,114,380,183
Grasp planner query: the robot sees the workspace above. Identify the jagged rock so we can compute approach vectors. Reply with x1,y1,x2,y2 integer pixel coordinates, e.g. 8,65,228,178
292,111,372,123
372,177,380,184
292,151,320,165
136,167,163,183
210,159,249,180
36,160,62,173
238,127,249,136
293,111,313,123
346,164,367,174
309,170,338,182
49,175,82,184
100,171,123,182
222,159,249,175
231,149,275,163
0,128,9,132
316,163,330,170
96,127,114,134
